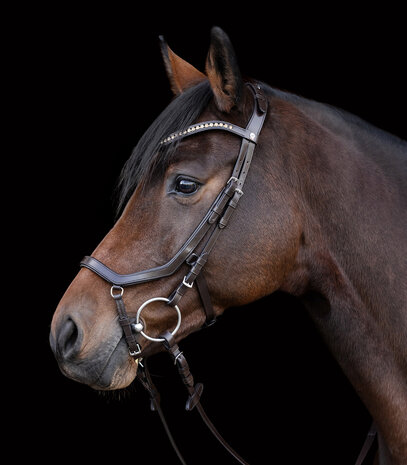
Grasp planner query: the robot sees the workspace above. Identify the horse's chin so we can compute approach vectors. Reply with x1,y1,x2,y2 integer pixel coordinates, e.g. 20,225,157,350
54,333,139,391
89,357,139,391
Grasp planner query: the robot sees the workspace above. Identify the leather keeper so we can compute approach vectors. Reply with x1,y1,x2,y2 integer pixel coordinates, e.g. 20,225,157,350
219,190,244,228
208,181,237,224
115,299,141,352
149,389,161,412
256,93,267,114
189,255,208,278
185,383,204,411
168,283,187,307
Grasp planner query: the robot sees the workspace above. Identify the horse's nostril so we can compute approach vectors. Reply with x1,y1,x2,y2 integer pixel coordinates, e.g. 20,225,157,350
56,317,82,360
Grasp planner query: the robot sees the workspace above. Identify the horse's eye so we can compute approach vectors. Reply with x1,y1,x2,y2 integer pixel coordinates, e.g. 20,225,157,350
175,178,200,195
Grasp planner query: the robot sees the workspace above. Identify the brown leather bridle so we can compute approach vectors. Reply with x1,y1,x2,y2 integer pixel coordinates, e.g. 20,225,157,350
80,82,267,356
79,82,376,465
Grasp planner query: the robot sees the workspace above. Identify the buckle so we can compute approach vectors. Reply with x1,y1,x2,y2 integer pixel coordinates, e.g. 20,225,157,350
110,285,124,299
129,343,142,358
227,176,238,185
182,276,194,288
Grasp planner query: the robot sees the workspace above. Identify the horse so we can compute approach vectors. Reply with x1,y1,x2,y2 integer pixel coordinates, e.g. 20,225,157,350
49,27,407,464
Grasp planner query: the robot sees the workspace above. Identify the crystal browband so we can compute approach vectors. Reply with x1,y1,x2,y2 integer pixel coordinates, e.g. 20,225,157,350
160,120,258,145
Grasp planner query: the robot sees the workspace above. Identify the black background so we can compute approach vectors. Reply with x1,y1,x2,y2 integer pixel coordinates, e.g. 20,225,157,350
14,4,405,465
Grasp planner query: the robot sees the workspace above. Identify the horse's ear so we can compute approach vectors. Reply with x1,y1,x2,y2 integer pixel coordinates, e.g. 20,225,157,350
205,27,243,113
159,36,206,96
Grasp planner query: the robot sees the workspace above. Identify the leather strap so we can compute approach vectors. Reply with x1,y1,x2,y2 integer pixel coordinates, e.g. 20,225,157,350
195,272,216,326
137,360,187,465
111,287,141,357
80,178,237,286
354,422,377,465
138,331,377,465
159,332,250,465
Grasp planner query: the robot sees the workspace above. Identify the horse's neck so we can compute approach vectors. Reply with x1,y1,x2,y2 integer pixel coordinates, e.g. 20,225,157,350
287,99,407,318
273,96,407,464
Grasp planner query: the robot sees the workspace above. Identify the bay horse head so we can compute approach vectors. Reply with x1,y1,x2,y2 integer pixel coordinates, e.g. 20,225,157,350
50,27,407,464
50,27,299,389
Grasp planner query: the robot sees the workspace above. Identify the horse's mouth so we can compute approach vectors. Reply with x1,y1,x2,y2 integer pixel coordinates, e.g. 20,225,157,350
53,331,140,391
91,354,139,391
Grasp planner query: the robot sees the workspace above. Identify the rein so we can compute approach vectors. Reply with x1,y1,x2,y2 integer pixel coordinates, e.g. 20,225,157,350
79,82,376,464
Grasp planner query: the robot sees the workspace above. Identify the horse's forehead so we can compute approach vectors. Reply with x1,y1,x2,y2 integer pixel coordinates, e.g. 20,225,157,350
173,128,241,160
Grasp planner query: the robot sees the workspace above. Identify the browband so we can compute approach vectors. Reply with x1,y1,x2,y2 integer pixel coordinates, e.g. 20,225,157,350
161,120,259,145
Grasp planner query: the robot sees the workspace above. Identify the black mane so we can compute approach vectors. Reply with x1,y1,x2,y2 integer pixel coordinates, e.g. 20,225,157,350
116,80,213,213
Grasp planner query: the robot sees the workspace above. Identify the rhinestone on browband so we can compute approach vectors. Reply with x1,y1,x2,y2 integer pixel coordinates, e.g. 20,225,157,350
160,121,234,145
